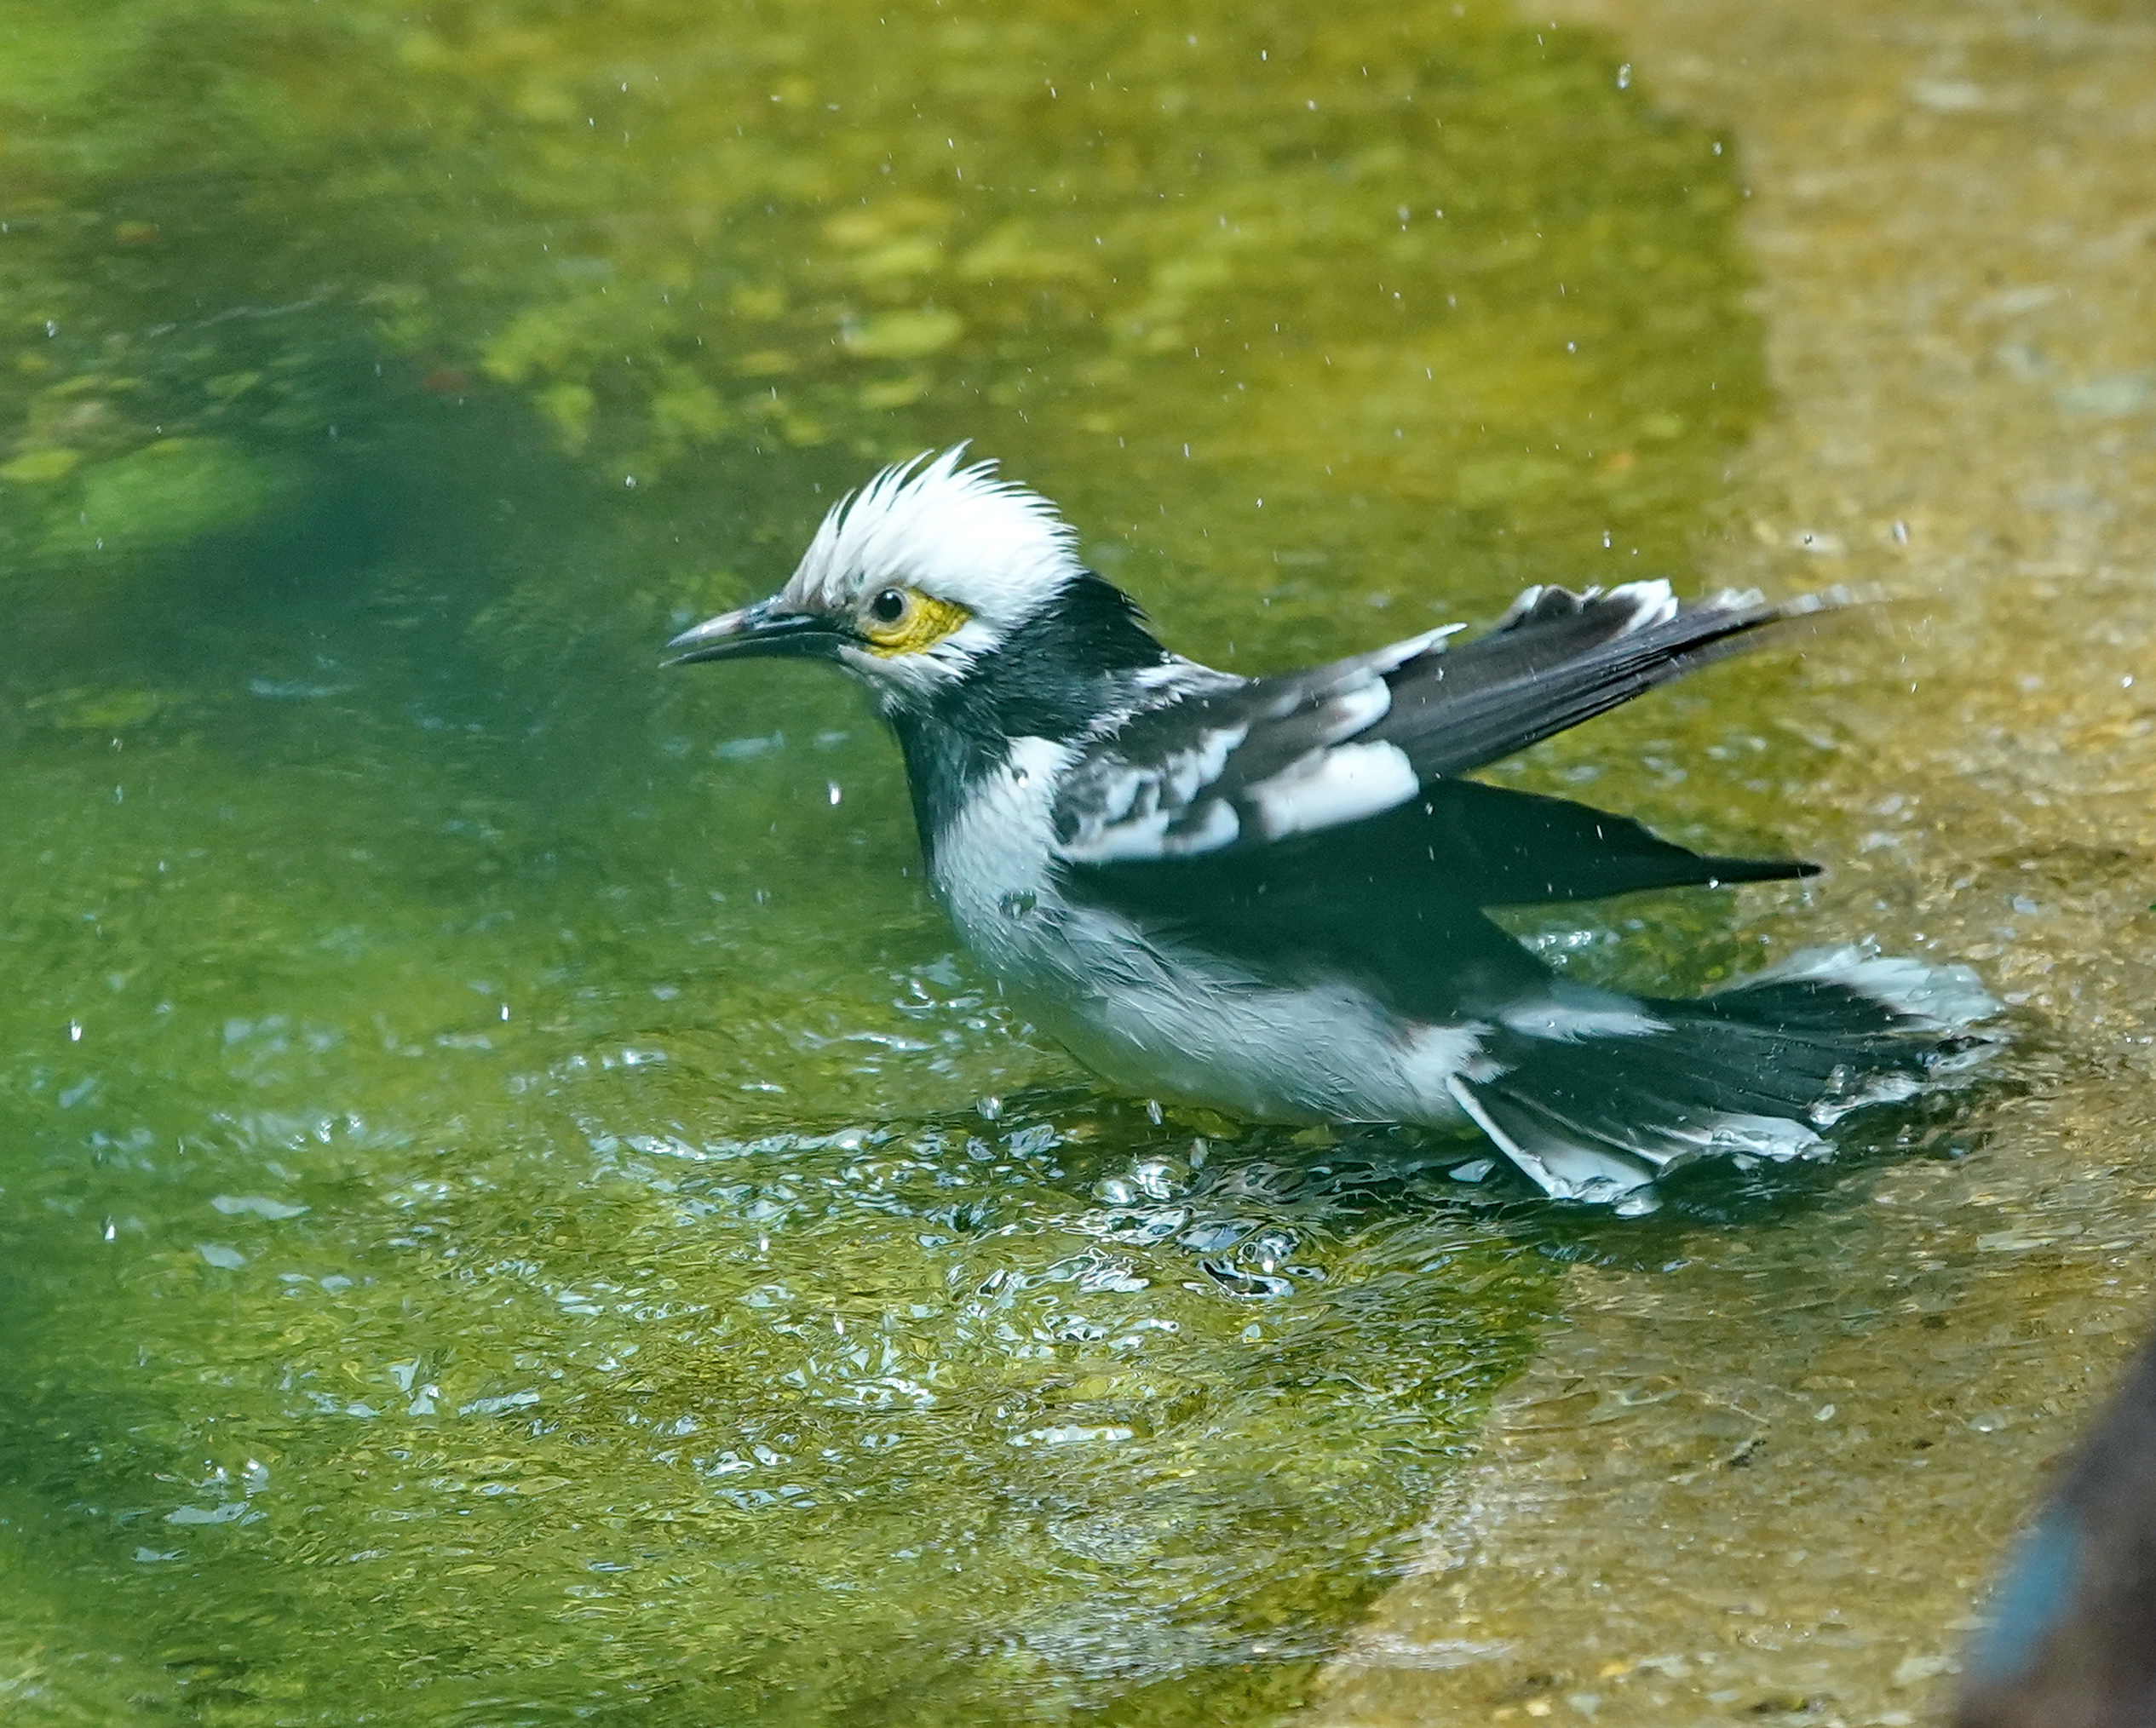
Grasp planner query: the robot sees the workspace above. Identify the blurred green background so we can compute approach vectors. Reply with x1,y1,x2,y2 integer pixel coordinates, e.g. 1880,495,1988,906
0,1,1783,1720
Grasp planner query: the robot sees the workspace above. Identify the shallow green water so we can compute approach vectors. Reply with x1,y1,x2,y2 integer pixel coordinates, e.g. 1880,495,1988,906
0,3,1775,1720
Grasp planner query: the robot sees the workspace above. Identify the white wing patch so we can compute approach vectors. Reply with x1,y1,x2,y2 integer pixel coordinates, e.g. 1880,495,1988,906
1607,579,1679,631
1495,578,1677,634
1058,725,1251,861
1362,623,1465,667
1303,669,1395,735
1053,641,1454,864
1044,604,1616,874
1245,741,1420,841
1068,784,1243,862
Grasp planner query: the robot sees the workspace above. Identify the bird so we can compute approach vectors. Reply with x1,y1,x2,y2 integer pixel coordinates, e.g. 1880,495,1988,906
667,447,1995,1209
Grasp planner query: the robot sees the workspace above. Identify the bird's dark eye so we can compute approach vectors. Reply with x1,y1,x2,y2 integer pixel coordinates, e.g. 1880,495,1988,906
870,588,908,624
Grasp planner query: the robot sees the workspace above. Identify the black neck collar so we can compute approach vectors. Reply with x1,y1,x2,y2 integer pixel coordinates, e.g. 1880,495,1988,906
887,571,1167,853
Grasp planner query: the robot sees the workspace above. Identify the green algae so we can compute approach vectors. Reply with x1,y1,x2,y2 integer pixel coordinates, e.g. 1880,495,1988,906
0,2,1769,1721
35,438,308,560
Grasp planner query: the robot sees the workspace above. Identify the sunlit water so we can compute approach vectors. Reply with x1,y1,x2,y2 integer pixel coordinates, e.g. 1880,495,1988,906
0,1,1954,1721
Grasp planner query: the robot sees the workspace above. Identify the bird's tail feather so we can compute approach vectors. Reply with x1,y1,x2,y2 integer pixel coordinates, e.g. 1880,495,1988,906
1450,947,2000,1211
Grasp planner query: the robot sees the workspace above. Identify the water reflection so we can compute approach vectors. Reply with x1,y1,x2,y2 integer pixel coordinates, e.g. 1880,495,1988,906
10,1081,1554,1720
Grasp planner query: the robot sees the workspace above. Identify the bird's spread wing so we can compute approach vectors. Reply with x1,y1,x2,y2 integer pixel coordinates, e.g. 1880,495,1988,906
1053,627,1458,863
1054,580,1825,910
1366,579,1832,779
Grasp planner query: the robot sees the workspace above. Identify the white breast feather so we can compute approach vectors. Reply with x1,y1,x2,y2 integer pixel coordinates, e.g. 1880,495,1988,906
931,737,1478,1127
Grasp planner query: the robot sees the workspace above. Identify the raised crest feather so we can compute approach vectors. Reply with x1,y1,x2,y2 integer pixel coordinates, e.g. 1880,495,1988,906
782,445,1084,625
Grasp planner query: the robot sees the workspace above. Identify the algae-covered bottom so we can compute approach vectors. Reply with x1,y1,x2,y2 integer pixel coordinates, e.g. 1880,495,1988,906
0,0,1788,1720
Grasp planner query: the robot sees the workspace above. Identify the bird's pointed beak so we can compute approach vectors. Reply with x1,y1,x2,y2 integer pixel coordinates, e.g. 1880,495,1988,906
664,599,849,666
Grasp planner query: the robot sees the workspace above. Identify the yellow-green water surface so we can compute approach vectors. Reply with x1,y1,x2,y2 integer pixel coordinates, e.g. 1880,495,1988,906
0,3,1782,1721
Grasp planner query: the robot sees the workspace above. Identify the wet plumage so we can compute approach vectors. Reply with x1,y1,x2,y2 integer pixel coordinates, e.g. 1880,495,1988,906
669,449,1994,1208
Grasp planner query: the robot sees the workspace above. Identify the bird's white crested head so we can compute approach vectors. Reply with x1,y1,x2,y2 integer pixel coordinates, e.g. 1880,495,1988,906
773,447,1082,698
785,447,1078,620
665,446,1167,717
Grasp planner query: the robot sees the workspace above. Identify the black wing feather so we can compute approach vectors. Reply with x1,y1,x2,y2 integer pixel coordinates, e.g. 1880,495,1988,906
1371,584,1830,778
1055,581,1828,871
1054,580,1828,1016
1062,778,1814,1019
1052,629,1448,858
1387,778,1816,904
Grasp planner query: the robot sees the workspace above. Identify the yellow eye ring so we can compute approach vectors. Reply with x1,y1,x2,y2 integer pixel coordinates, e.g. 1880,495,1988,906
858,586,973,657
